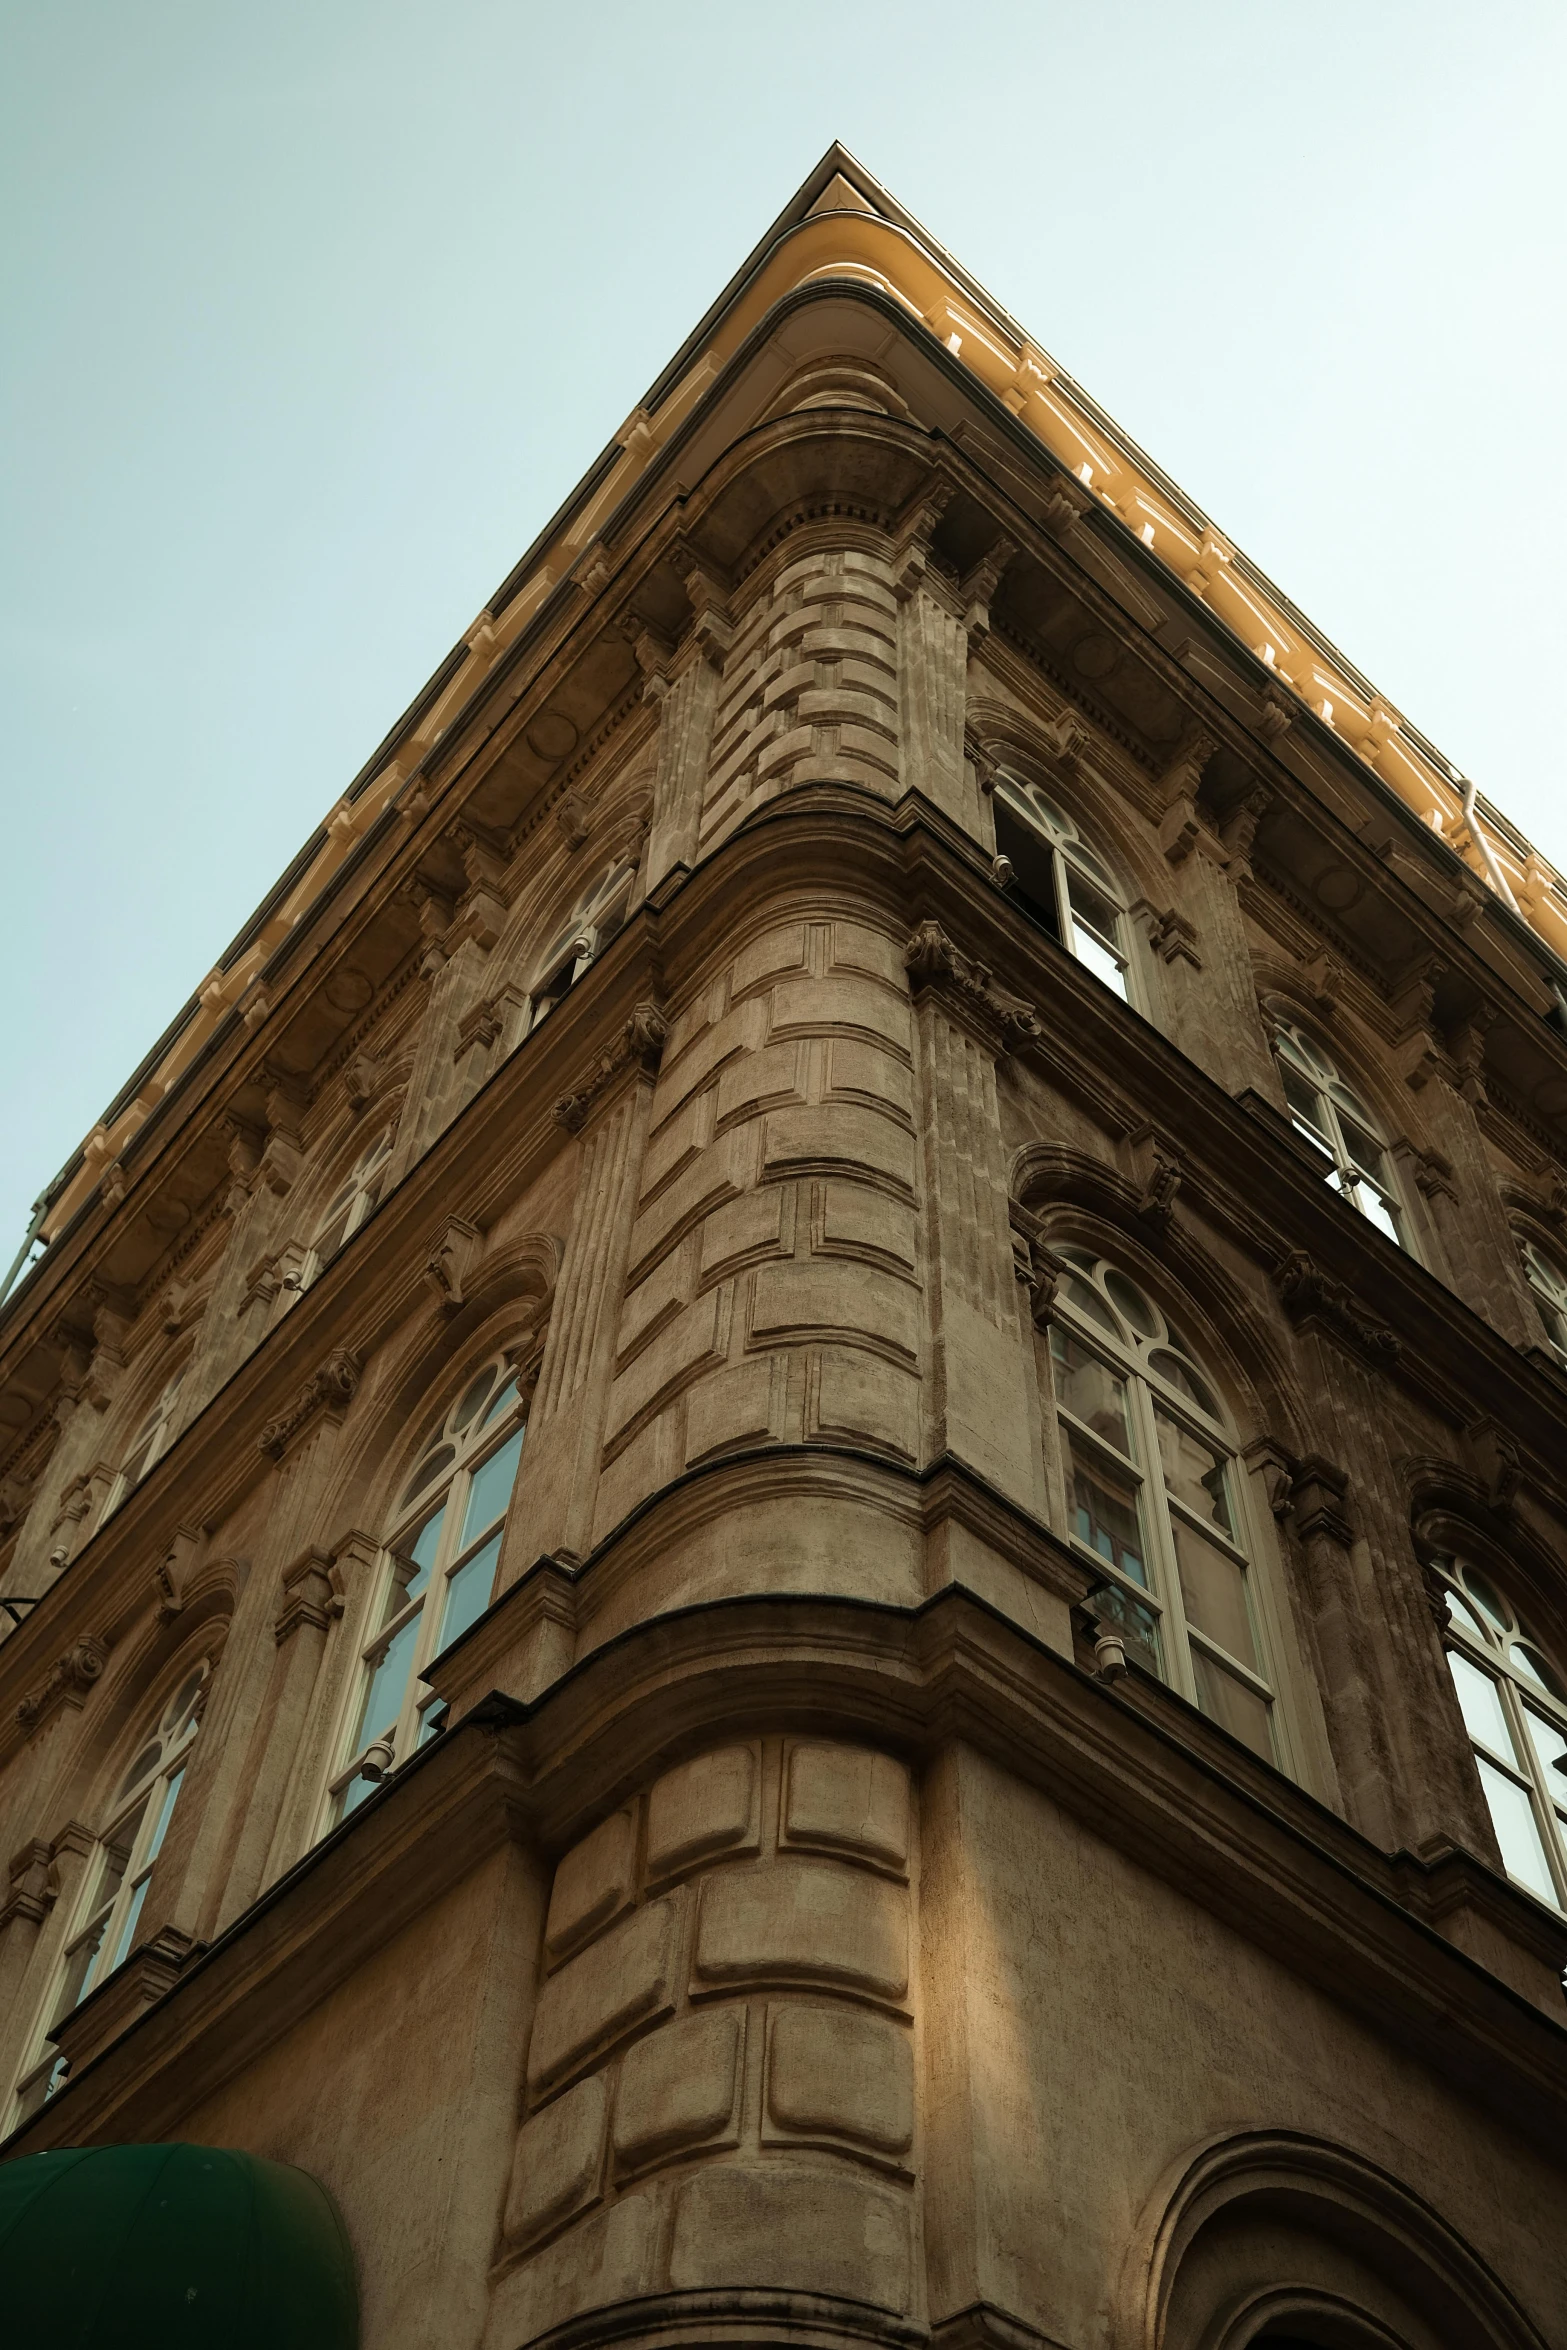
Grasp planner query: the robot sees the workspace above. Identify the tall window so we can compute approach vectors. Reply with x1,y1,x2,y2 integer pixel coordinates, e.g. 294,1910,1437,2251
12,1664,207,2123
324,1355,528,1828
1273,1024,1408,1249
302,1126,395,1291
103,1368,186,1521
1520,1239,1567,1367
1048,1247,1278,1761
992,778,1131,1000
1436,1557,1567,1910
526,862,636,1031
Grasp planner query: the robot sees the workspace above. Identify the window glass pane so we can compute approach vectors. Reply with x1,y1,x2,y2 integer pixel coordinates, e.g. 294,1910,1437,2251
161,1671,206,1740
459,1427,526,1548
1475,1756,1559,1905
1171,1520,1258,1671
994,801,1063,941
1058,1271,1118,1334
116,1741,164,1802
1103,1270,1158,1337
1448,1651,1515,1761
1337,1109,1391,1184
1458,1564,1510,1629
1513,1641,1567,1704
1092,1581,1163,1677
1153,1407,1234,1535
144,1766,184,1866
312,1209,352,1270
1442,1586,1488,1644
1050,1329,1133,1453
1070,921,1127,998
402,1504,445,1597
1061,1427,1148,1585
438,1529,503,1655
1351,1183,1402,1247
1281,1065,1331,1142
337,1770,378,1823
1191,1647,1274,1761
55,1915,114,2021
356,1614,421,1750
1066,868,1122,944
109,1874,151,1973
451,1368,495,1433
1520,1704,1567,1792
400,1444,455,1510
1147,1349,1219,1417
481,1373,520,1429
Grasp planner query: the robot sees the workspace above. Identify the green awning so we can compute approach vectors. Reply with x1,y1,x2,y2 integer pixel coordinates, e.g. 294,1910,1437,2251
0,2142,358,2348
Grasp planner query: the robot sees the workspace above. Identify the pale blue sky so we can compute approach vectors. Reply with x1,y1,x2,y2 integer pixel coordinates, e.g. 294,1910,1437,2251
3,1,1565,1269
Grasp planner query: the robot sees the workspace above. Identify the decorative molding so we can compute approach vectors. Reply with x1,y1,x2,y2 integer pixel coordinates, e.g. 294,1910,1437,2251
903,921,1041,1056
17,1633,112,1733
424,1217,485,1312
153,1524,206,1622
1273,1250,1400,1367
258,1348,361,1461
553,1001,669,1134
1464,1417,1522,1518
1,1839,56,1930
274,1546,345,1644
1142,904,1202,968
1128,1127,1183,1227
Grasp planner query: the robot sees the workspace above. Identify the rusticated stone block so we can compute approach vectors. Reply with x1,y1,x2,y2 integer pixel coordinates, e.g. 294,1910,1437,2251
783,1743,910,1872
766,2003,914,2154
488,2193,658,2346
640,1088,712,1197
617,1245,690,1369
715,1040,805,1127
818,1182,916,1270
698,1185,787,1280
667,2164,912,2309
751,1260,918,1359
684,1357,777,1463
831,921,906,985
762,1102,915,1193
731,924,807,997
627,1127,751,1280
826,1038,915,1120
529,1897,681,2090
606,1288,726,1442
613,2005,742,2169
647,1745,760,1878
652,994,766,1128
694,1859,908,2000
770,976,910,1053
502,2072,607,2247
545,1810,637,1962
809,1346,919,1461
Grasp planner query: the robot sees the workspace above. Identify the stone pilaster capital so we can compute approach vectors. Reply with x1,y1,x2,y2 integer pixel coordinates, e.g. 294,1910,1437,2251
258,1348,361,1462
554,1001,669,1134
17,1632,113,1735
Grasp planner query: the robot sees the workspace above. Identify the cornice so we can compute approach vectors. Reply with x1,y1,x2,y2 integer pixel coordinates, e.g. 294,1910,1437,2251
7,1587,1564,2164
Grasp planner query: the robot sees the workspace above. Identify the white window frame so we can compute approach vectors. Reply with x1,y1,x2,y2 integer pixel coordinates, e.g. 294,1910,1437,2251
1048,1246,1283,1765
1436,1556,1567,1911
1520,1238,1567,1368
102,1367,187,1522
321,1354,529,1833
300,1125,396,1293
523,861,637,1037
10,1663,207,2125
1273,1022,1412,1252
992,775,1134,1004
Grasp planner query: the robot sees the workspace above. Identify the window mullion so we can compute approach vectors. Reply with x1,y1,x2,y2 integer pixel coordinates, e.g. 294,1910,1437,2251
1133,1374,1192,1696
1500,1679,1567,1906
396,1465,468,1751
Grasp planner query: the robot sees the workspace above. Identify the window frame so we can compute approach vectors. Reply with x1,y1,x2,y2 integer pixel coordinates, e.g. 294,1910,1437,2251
1046,1246,1286,1766
320,1353,530,1834
102,1366,188,1523
991,775,1136,1006
10,1662,208,2125
1435,1555,1567,1911
300,1124,396,1294
1272,1022,1412,1253
1519,1237,1567,1368
523,860,637,1036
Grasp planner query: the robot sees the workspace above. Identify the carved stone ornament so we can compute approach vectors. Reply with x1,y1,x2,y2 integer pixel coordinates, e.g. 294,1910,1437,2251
554,1001,669,1134
258,1348,361,1461
274,1546,345,1644
424,1218,484,1312
17,1634,112,1733
1,1839,56,1929
904,921,1042,1056
1257,683,1295,741
555,789,592,850
1129,1128,1183,1227
1464,1417,1522,1517
1273,1250,1401,1368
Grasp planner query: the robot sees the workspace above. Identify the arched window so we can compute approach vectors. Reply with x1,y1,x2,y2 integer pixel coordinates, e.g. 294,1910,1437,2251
1048,1248,1278,1760
992,778,1131,1000
1436,1556,1567,1909
324,1354,528,1828
11,1663,207,2123
301,1126,395,1292
1520,1238,1567,1366
525,861,636,1033
1273,1024,1408,1249
102,1368,186,1522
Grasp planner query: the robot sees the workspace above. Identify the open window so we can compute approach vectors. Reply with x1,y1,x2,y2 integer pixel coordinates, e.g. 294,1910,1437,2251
1048,1248,1280,1762
10,1663,207,2123
323,1354,529,1830
1272,1024,1410,1250
1519,1237,1567,1368
300,1126,395,1294
992,777,1131,1001
524,861,636,1034
102,1368,187,1523
1435,1556,1567,1910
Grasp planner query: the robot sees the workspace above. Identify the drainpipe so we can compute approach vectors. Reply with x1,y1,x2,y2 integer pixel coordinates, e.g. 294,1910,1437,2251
1460,776,1521,914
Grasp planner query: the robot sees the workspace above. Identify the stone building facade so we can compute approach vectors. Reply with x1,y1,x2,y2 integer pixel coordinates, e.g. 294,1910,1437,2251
2,149,1566,2349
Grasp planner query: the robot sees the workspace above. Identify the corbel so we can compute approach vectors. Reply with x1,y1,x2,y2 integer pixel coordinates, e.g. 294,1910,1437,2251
258,1068,308,1196
1127,1127,1183,1227
677,554,735,669
554,1000,669,1134
555,789,592,850
889,475,957,602
153,1523,206,1622
221,1109,266,1205
1241,1435,1295,1520
17,1633,113,1734
1140,904,1202,968
274,1545,346,1644
1219,783,1271,877
341,1050,383,1115
959,534,1016,651
1256,683,1295,742
1410,1147,1459,1209
1009,1205,1066,1333
257,1348,361,1462
158,1276,206,1338
1464,1418,1521,1519
1273,1250,1400,1368
1039,470,1092,540
453,997,504,1065
1044,709,1089,780
424,1217,485,1312
402,873,457,974
1448,1006,1494,1108
1281,1453,1354,1550
0,1840,56,1930
1299,953,1343,1021
622,614,679,703
965,733,1000,798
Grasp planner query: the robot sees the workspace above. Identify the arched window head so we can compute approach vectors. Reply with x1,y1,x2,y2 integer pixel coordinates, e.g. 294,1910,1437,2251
526,861,636,1032
1273,1024,1408,1250
1436,1556,1567,1909
324,1353,529,1829
301,1126,395,1292
1048,1248,1278,1760
991,777,1130,1001
12,1662,208,2123
102,1368,187,1522
1520,1238,1567,1367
